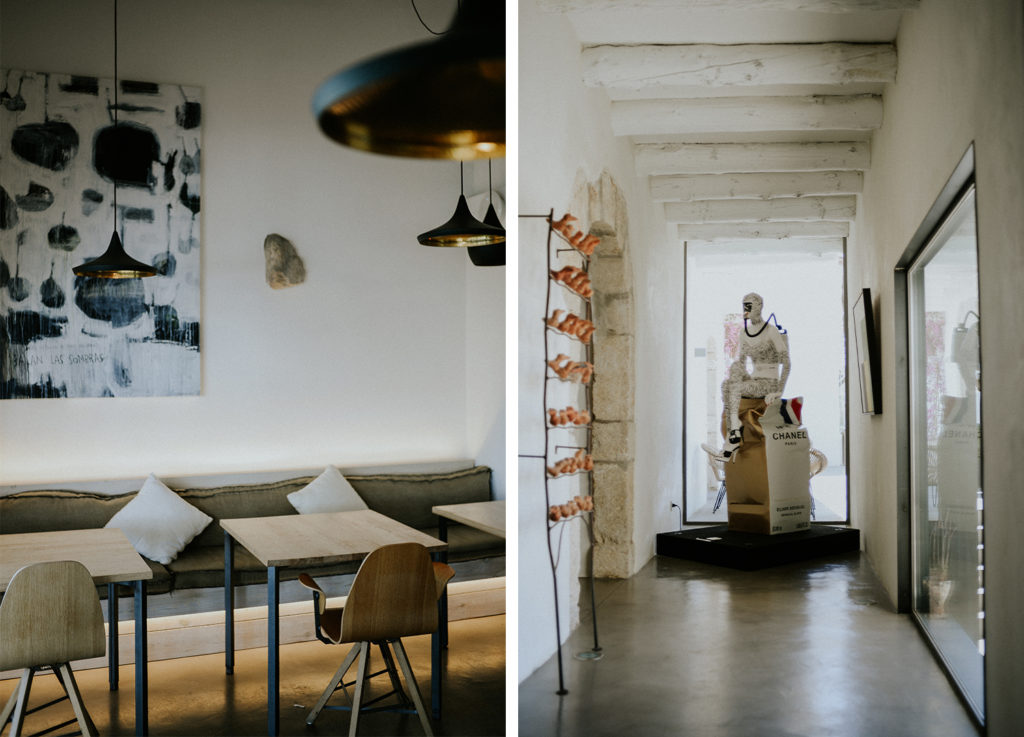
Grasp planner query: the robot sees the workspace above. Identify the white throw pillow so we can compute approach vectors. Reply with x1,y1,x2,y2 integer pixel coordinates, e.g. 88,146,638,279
105,474,213,565
287,466,368,514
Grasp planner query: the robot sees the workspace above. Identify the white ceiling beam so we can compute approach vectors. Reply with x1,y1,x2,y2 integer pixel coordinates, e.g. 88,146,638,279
665,195,856,223
635,141,870,175
582,43,896,90
540,0,918,11
611,95,882,136
677,221,851,240
650,171,863,201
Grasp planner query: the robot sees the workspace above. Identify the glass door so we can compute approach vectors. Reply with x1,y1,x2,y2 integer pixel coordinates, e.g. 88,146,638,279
907,185,984,720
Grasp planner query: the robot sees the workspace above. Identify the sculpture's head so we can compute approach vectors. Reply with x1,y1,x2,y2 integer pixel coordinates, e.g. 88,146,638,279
742,292,763,320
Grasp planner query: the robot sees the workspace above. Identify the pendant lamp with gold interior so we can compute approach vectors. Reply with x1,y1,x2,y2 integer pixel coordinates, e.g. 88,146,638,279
311,0,504,160
418,162,504,247
73,0,157,279
468,158,505,266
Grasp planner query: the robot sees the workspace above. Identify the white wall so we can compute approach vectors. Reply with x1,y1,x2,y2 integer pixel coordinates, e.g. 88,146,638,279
850,0,1024,731
464,173,507,498
0,0,504,495
629,210,682,565
518,0,672,681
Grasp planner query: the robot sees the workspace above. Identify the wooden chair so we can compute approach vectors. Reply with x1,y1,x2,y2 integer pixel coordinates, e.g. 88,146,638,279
298,542,455,737
0,560,106,737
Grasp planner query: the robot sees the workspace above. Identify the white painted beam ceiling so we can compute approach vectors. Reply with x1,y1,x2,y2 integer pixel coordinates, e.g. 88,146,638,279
540,0,915,241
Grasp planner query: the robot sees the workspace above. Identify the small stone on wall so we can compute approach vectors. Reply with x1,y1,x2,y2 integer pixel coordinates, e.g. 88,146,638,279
264,233,306,289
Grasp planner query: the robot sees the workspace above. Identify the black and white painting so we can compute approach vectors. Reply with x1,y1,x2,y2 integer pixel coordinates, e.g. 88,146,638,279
0,69,201,398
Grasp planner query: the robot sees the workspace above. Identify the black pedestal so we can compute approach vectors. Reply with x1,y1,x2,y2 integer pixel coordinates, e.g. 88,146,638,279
656,524,860,571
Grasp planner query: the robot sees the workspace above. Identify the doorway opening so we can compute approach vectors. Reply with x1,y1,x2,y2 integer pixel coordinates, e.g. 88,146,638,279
683,238,848,524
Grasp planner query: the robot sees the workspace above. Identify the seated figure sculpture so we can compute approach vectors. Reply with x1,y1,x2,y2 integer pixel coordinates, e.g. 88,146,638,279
721,293,790,458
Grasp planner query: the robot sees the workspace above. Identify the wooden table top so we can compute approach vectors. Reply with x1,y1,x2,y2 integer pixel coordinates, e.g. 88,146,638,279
220,509,447,568
0,528,153,592
432,500,506,539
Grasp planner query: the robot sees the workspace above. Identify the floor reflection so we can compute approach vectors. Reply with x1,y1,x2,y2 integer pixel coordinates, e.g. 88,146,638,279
522,552,978,737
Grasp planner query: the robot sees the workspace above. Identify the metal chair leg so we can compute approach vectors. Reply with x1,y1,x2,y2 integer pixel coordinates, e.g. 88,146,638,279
0,676,21,729
55,663,98,737
7,668,33,737
306,643,361,726
348,642,370,737
376,642,410,705
391,639,433,737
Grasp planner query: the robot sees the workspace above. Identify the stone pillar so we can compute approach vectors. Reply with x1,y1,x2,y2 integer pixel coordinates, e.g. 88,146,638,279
573,170,636,578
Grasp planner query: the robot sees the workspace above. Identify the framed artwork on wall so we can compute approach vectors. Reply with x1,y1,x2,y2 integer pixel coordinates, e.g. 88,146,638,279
853,287,881,414
0,68,201,399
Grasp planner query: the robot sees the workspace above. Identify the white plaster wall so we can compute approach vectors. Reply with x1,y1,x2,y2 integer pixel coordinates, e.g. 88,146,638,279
519,0,670,682
0,0,504,491
518,1,592,682
850,0,1024,730
631,211,682,564
463,164,507,498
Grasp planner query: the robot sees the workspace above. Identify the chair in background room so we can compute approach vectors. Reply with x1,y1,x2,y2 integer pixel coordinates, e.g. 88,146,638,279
0,560,106,737
299,542,455,737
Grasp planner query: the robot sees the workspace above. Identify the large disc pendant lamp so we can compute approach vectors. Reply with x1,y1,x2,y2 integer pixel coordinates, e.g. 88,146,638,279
74,0,156,279
468,158,505,266
418,162,504,247
312,0,504,160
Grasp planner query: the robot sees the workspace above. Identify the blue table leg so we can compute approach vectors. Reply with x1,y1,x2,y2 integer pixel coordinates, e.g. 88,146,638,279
431,626,441,719
224,533,235,675
430,545,444,720
134,580,148,736
107,583,119,691
437,518,449,649
268,566,280,736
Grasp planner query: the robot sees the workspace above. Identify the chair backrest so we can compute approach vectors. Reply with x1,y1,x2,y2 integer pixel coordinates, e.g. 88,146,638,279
341,543,438,644
0,560,106,671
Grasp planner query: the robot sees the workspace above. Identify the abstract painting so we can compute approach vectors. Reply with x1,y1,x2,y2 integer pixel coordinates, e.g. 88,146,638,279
0,69,201,398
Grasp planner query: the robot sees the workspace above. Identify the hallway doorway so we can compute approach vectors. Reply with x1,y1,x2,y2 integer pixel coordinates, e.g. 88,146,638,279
683,238,848,523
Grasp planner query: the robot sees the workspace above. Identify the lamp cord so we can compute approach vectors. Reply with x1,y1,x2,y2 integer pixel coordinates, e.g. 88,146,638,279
411,0,460,35
112,0,118,217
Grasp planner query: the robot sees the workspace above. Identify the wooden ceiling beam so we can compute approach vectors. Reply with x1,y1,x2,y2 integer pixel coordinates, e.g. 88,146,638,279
650,171,863,201
611,95,882,136
677,221,851,240
539,0,918,12
635,141,870,175
665,195,857,223
582,43,896,90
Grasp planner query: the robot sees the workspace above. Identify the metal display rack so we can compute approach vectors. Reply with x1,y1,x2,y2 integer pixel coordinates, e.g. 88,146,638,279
520,210,602,696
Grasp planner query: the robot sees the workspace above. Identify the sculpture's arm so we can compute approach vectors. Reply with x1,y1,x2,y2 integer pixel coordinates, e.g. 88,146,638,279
777,348,790,395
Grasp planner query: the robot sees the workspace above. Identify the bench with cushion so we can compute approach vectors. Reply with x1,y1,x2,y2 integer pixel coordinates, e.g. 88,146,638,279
0,461,504,618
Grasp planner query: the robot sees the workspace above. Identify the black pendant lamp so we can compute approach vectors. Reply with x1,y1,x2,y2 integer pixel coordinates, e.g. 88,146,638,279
73,0,157,279
312,0,504,160
468,159,505,266
418,162,504,247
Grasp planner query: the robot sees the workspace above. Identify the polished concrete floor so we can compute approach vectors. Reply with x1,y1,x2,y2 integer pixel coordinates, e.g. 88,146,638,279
520,552,980,737
2,614,504,736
